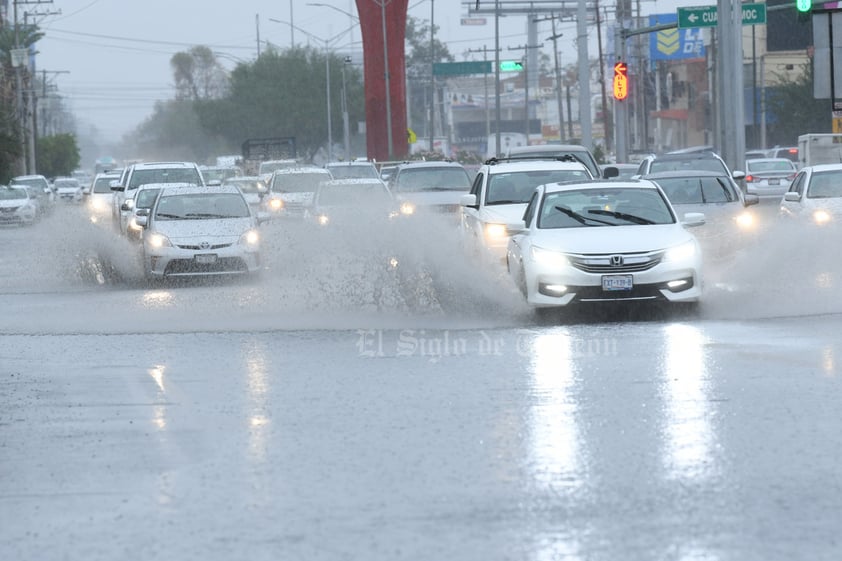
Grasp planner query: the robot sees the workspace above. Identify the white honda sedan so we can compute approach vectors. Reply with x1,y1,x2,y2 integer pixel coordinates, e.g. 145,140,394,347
506,179,704,314
135,185,268,279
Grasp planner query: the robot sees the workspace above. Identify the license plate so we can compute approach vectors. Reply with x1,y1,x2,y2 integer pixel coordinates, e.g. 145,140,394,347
768,178,780,185
195,254,217,264
602,274,633,291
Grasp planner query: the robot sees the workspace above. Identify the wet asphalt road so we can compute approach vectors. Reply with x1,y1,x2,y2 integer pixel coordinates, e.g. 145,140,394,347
1,207,841,560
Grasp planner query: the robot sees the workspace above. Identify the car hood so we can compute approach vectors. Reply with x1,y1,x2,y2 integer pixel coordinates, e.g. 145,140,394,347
57,186,80,193
480,204,528,225
529,224,695,254
153,217,254,241
0,199,27,208
800,197,842,214
274,192,313,203
396,191,467,206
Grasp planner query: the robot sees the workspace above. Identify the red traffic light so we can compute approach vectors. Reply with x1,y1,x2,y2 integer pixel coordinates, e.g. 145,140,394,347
613,62,629,101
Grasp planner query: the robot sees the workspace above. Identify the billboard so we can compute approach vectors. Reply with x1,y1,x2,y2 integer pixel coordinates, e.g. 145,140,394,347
649,14,706,62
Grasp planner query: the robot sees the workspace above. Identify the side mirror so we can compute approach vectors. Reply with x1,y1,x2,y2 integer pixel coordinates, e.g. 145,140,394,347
110,180,124,192
732,170,746,181
682,212,706,227
136,208,149,217
602,166,619,179
744,193,760,207
134,215,148,228
784,191,801,202
459,193,477,207
507,220,527,235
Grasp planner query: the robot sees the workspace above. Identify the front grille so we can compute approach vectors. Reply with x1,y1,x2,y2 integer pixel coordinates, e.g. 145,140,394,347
176,243,232,250
164,257,247,276
0,207,19,214
570,285,664,302
568,251,663,273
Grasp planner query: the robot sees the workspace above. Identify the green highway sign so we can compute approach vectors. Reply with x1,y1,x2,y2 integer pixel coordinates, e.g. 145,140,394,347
499,60,524,72
432,61,492,76
677,3,766,29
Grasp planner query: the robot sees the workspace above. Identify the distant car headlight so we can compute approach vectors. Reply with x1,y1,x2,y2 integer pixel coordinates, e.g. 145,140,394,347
813,209,832,225
239,229,260,246
400,201,416,215
664,240,697,262
269,198,283,211
147,232,172,249
317,214,330,226
484,223,508,240
90,198,109,212
530,245,568,268
734,211,756,230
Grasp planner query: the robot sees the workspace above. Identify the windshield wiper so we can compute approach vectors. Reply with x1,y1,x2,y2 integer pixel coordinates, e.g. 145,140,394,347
489,199,526,205
553,205,610,226
155,213,183,219
588,209,655,225
184,212,231,219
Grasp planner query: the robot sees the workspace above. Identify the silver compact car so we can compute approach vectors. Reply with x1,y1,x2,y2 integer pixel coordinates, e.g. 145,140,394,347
0,186,38,225
135,185,268,279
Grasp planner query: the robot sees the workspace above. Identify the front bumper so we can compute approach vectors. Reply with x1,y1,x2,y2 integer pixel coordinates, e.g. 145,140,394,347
523,257,702,307
0,207,36,224
145,243,261,278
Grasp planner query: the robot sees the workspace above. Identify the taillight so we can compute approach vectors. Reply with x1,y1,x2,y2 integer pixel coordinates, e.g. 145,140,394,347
745,175,755,183
786,173,796,180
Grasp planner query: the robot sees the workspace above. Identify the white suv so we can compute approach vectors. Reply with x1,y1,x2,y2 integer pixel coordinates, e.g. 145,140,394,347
111,162,204,234
459,158,593,263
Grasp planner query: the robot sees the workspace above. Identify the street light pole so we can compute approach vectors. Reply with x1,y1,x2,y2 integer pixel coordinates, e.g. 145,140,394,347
325,39,333,161
342,57,351,158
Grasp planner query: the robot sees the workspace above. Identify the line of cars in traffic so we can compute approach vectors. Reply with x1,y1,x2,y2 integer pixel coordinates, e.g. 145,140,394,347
10,142,835,319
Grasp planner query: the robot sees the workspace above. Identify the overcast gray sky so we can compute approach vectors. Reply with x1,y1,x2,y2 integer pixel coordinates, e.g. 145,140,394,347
36,0,687,142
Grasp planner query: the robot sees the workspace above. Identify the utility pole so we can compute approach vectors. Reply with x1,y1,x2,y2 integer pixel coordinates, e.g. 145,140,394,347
466,45,499,149
594,0,611,153
577,0,592,148
547,21,565,142
494,0,501,156
429,0,435,153
508,43,542,143
24,7,59,174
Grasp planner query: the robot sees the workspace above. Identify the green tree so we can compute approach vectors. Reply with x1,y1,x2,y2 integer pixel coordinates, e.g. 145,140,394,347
171,46,228,101
36,133,80,178
765,62,831,145
196,47,365,161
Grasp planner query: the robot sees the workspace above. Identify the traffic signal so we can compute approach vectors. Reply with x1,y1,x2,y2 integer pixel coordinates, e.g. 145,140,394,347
796,0,811,12
613,62,629,101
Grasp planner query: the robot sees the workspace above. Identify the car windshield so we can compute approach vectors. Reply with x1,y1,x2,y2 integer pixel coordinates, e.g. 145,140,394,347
807,171,842,198
55,180,79,189
316,183,391,206
271,173,329,193
203,168,238,182
154,193,249,219
654,176,738,204
538,187,674,228
394,168,471,192
486,169,591,205
747,161,795,172
0,187,27,200
11,178,44,189
129,168,202,189
650,158,728,174
259,161,297,175
225,180,265,194
93,177,116,193
135,188,162,209
327,164,379,179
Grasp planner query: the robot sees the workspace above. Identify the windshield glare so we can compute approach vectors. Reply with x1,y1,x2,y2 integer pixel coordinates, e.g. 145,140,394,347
129,169,202,189
654,176,738,204
327,165,379,179
487,170,591,205
154,193,249,219
395,168,471,192
538,188,674,228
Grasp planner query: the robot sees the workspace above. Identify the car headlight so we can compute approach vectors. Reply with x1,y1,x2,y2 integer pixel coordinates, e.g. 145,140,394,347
813,209,832,225
317,214,330,226
530,245,568,268
90,198,108,212
664,240,697,262
239,229,260,246
400,201,416,215
734,211,756,230
146,232,172,249
388,210,400,220
269,198,283,211
484,223,508,240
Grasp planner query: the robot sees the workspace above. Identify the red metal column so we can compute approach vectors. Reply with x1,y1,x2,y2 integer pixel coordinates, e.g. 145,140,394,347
355,0,408,161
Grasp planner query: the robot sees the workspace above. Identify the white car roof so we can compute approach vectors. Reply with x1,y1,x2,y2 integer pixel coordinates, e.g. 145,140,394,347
273,167,331,176
485,160,590,175
321,178,386,187
804,164,842,173
543,179,657,195
132,162,198,170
